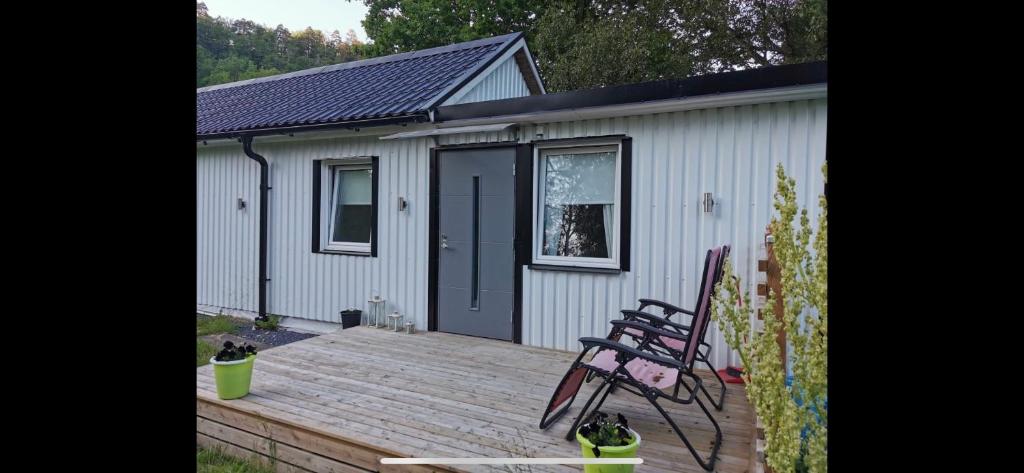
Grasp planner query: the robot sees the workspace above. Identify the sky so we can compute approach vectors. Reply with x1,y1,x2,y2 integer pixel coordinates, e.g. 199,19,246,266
201,0,371,42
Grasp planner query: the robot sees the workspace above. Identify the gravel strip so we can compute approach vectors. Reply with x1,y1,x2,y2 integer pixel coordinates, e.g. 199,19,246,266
235,325,318,348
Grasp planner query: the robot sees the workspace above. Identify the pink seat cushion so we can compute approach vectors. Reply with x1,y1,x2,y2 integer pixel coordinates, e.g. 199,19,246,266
622,327,688,351
586,349,678,390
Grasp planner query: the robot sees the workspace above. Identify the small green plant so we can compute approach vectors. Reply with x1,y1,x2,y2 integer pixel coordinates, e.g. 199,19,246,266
254,314,282,331
214,341,257,362
578,412,633,457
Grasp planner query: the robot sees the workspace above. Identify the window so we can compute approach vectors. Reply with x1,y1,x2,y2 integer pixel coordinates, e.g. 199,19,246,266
329,164,372,248
313,158,377,255
533,143,623,269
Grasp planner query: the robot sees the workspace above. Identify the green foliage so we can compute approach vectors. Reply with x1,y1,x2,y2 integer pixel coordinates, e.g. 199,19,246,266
198,1,826,91
254,314,282,331
578,412,634,457
197,339,218,367
533,1,693,92
359,0,550,57
196,2,366,87
197,314,241,336
356,0,827,92
711,163,827,472
196,446,274,473
215,341,258,362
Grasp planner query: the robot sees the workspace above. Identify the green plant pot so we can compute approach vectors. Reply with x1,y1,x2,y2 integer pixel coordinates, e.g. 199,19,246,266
211,354,256,400
576,428,641,473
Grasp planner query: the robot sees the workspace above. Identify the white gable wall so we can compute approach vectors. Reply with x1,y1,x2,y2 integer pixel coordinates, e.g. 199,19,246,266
447,56,531,105
442,41,535,105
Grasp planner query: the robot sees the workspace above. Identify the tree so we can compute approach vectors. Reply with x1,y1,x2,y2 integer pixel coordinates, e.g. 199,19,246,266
358,0,551,56
198,1,826,90
533,1,693,91
355,0,827,92
196,4,368,87
667,0,827,73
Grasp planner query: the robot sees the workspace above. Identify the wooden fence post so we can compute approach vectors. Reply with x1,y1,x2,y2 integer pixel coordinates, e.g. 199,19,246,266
756,230,787,371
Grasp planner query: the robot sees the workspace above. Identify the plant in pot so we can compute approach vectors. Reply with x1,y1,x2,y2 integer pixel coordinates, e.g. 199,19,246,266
210,341,258,400
576,412,640,473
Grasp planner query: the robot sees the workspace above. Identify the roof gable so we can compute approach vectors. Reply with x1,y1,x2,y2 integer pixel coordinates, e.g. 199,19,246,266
196,33,530,138
442,40,544,105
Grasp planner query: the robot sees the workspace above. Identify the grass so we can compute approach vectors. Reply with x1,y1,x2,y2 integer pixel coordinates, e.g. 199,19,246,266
197,314,245,367
198,314,242,336
197,339,218,367
196,446,274,473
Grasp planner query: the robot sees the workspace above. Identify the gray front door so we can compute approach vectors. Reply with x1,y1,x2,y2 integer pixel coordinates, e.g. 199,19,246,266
437,147,515,340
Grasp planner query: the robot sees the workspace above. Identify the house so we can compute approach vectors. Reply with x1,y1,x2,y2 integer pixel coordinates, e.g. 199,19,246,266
196,32,827,369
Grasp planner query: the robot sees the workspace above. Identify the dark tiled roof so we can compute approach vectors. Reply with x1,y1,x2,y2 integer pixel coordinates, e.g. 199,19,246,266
196,33,522,138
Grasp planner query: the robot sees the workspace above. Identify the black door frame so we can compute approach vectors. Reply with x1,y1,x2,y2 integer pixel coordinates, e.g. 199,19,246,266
428,141,532,344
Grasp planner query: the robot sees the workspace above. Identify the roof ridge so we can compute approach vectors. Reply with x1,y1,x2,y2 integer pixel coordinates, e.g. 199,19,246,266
197,32,522,93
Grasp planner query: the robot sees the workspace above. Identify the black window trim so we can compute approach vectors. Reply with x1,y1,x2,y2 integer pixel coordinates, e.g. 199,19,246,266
527,135,631,273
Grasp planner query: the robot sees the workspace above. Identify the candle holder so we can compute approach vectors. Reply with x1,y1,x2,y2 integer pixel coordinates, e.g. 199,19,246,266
366,296,386,328
387,311,404,332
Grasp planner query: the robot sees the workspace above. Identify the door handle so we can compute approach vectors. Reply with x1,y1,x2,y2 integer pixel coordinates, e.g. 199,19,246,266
441,234,449,249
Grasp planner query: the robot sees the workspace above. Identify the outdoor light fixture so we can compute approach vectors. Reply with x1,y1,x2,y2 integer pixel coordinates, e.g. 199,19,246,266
703,192,715,213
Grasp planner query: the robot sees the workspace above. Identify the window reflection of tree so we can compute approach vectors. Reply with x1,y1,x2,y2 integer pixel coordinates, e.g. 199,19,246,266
542,151,614,258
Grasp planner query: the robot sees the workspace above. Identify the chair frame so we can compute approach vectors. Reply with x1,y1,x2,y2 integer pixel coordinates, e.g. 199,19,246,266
591,245,732,410
539,321,723,471
540,247,728,471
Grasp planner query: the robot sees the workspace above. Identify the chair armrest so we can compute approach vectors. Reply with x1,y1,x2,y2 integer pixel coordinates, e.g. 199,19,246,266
620,310,691,333
611,319,691,344
578,337,685,370
638,298,695,317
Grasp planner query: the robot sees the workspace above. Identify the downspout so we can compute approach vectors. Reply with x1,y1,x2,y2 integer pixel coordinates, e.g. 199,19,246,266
241,135,269,321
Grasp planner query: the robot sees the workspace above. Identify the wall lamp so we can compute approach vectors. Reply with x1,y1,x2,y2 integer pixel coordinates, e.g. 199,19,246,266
703,192,715,214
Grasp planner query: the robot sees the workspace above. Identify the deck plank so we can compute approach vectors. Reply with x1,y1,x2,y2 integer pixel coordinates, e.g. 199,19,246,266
198,327,753,473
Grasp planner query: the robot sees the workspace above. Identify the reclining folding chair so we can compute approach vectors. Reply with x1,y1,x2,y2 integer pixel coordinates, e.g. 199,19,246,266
539,249,724,471
589,245,732,410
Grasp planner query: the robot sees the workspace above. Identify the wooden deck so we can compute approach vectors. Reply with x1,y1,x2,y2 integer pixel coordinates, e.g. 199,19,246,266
197,326,754,473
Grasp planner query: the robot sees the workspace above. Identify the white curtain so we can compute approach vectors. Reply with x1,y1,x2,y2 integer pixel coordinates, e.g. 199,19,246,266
603,204,614,255
541,151,616,256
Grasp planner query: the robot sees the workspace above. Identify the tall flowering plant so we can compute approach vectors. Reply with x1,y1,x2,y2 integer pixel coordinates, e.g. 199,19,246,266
711,163,827,473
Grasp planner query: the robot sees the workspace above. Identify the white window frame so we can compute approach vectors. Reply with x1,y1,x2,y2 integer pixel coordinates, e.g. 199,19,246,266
532,142,622,269
320,158,373,254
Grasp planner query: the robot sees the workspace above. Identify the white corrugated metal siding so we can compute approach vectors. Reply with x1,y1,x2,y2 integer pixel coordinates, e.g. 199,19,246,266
197,97,826,369
512,99,828,369
448,56,531,104
197,146,260,313
197,135,435,331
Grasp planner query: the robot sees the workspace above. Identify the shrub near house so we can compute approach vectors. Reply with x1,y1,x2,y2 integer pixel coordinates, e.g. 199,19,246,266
712,164,827,473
